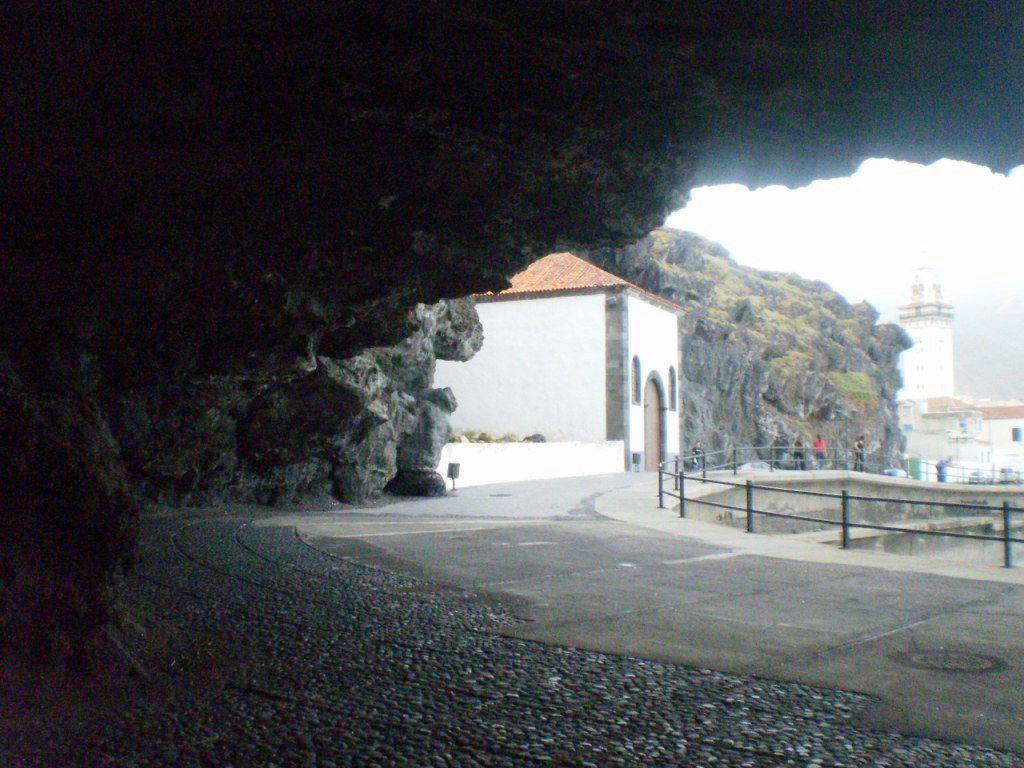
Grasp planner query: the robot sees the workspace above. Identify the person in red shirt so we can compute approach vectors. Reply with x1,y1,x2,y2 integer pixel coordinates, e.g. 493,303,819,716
813,434,826,468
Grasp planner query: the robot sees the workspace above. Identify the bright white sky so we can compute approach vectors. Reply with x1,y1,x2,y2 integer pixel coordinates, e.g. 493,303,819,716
664,158,1024,321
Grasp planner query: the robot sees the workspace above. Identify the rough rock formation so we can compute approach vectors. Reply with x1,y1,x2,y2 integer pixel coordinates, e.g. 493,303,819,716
384,302,482,497
0,298,480,666
0,358,138,670
387,388,459,498
585,229,912,466
99,298,481,507
2,2,1021,666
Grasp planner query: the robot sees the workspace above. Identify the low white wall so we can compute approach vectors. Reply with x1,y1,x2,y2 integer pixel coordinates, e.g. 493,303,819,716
436,441,625,488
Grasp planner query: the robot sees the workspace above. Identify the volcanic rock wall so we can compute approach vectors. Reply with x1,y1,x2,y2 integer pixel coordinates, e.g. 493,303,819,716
0,298,480,666
101,298,481,507
585,229,911,466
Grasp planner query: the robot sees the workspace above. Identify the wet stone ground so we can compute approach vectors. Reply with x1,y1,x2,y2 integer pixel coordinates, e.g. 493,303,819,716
10,517,1024,767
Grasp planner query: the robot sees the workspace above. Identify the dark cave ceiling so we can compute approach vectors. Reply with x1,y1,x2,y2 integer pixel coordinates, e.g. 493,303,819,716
2,1,1022,367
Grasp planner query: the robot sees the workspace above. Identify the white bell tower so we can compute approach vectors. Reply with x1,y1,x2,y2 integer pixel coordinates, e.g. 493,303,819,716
898,267,954,400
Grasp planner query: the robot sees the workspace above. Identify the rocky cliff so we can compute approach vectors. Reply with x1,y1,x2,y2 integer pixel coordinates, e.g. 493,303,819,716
101,298,481,508
586,229,911,466
0,297,480,667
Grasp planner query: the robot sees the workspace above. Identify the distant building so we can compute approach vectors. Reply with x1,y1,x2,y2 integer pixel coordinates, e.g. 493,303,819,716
898,267,954,400
434,252,683,472
977,404,1024,465
898,397,988,465
897,269,1024,474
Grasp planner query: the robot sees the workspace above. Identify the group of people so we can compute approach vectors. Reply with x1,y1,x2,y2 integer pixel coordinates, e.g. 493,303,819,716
689,435,869,471
791,434,866,470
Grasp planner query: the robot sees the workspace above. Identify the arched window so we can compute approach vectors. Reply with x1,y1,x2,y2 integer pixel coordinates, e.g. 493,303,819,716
668,366,677,410
631,356,641,404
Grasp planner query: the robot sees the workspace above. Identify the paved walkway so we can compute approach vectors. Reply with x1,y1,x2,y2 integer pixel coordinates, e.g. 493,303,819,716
7,472,1023,766
278,471,1024,755
597,473,1024,750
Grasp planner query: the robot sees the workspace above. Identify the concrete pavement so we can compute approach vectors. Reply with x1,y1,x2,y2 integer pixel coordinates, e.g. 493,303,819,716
268,471,1024,754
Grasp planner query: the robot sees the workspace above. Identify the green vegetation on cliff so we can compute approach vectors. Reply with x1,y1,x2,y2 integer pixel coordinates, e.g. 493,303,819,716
829,371,879,409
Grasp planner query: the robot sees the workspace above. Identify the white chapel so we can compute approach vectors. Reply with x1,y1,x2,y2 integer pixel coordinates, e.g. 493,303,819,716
434,252,683,473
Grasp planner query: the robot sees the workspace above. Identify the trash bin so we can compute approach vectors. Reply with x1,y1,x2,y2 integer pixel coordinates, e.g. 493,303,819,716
908,457,921,481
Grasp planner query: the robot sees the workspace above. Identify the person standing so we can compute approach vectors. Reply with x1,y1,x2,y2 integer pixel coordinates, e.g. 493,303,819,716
690,441,705,472
936,457,949,483
793,436,806,470
813,434,826,468
853,435,866,472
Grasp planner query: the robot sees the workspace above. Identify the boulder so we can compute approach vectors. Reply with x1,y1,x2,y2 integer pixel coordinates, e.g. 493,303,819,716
385,470,448,498
389,388,458,497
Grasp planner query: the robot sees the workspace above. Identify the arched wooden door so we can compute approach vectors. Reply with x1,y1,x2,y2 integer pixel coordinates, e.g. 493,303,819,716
644,377,664,471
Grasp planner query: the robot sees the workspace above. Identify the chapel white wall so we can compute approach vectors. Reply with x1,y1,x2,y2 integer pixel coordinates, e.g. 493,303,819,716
434,293,607,441
625,294,681,458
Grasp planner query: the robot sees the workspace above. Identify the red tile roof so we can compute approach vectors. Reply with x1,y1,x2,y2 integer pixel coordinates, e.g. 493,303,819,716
979,405,1024,420
487,252,685,312
501,252,630,294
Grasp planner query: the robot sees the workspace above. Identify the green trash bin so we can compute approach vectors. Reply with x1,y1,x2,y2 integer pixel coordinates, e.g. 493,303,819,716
908,457,922,480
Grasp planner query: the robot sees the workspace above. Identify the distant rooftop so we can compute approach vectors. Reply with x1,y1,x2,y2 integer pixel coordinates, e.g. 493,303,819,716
485,252,685,312
978,405,1024,420
923,398,1024,420
924,396,976,413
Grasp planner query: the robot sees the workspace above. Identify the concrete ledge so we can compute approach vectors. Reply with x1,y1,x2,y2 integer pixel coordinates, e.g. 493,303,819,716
436,441,625,488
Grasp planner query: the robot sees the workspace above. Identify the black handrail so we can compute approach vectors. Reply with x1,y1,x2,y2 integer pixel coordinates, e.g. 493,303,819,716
672,444,1023,486
656,462,1024,568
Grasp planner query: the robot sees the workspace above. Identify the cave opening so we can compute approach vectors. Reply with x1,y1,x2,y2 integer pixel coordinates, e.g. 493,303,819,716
2,0,1022,702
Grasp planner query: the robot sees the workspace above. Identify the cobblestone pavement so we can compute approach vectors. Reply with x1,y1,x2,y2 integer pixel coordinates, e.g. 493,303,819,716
10,516,1024,767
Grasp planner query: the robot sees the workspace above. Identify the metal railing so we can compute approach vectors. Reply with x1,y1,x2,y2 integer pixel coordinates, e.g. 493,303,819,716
656,460,1024,568
905,458,1023,486
671,445,1023,486
674,444,899,477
